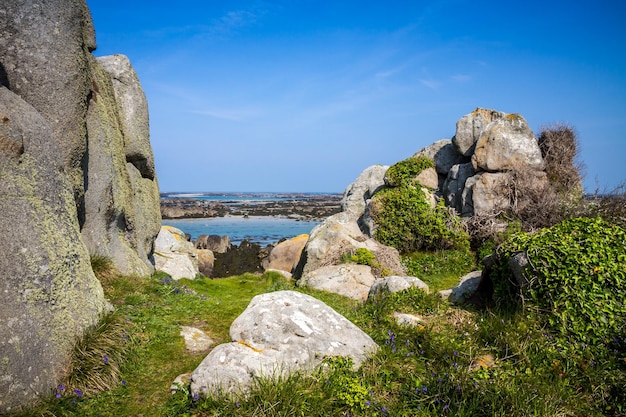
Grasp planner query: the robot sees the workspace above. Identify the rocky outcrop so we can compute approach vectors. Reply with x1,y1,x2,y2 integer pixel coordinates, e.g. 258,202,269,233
1,2,160,409
154,226,198,280
419,108,549,217
190,291,378,397
294,166,405,300
0,86,108,413
82,55,161,275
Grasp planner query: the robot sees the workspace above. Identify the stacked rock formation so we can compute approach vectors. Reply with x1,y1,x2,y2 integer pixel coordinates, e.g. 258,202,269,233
415,108,547,217
0,0,160,412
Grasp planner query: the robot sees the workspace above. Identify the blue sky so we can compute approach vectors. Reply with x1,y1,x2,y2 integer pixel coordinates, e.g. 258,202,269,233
87,0,626,193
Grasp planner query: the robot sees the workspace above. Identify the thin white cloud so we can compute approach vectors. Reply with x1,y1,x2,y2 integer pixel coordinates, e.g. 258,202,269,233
419,78,441,90
191,107,262,122
451,74,472,82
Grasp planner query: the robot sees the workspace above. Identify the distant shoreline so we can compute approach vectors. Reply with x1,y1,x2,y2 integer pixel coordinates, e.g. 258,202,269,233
160,192,343,221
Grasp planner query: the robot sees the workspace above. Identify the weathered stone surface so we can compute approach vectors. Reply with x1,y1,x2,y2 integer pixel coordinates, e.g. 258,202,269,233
299,264,376,301
180,326,214,353
508,252,531,288
442,271,483,304
197,249,215,277
98,54,161,272
413,139,466,175
97,55,156,180
341,165,388,220
195,234,231,253
415,167,439,190
443,163,476,214
368,276,429,298
0,0,95,205
191,291,378,397
263,234,308,273
462,172,512,217
0,87,107,412
81,57,158,275
453,108,506,157
472,114,544,172
154,226,199,280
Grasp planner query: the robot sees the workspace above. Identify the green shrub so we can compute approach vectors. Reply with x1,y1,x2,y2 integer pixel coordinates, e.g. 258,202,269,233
384,155,434,187
342,248,377,266
493,217,626,349
371,186,469,254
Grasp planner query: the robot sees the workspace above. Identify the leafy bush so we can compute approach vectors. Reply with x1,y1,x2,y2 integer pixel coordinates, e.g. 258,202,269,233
384,155,434,187
494,217,626,349
342,248,376,266
371,187,469,254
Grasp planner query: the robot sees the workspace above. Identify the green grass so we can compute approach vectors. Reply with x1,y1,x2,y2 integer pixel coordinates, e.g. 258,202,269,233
16,253,626,417
402,248,476,292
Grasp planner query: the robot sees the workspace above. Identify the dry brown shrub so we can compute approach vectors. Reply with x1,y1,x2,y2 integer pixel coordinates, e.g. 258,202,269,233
582,182,626,229
537,123,584,195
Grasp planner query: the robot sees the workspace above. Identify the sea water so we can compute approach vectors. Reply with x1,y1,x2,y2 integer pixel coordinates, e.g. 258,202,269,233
162,216,320,247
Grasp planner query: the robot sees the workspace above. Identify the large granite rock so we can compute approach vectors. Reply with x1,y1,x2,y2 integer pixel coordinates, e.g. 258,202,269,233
472,114,545,172
299,264,377,301
453,108,506,157
368,276,429,298
0,0,95,206
81,56,160,275
98,55,161,272
0,1,161,411
154,226,199,280
190,291,378,397
0,87,107,412
263,234,309,273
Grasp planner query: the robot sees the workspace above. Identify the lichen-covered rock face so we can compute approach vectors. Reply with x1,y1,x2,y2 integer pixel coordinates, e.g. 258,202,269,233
191,291,378,397
81,55,161,275
0,1,161,411
0,87,107,413
0,0,95,207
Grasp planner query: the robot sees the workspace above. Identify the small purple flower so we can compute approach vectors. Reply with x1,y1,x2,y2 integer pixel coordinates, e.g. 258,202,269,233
381,406,387,412
443,404,449,412
453,350,458,357
235,401,240,408
366,400,371,406
420,349,425,355
422,386,428,392
121,380,127,386
73,389,83,398
57,384,66,391
103,355,109,364
55,393,61,399
193,393,199,401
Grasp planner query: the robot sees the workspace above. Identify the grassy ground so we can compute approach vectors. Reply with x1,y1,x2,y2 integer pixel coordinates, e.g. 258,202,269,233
15,256,626,417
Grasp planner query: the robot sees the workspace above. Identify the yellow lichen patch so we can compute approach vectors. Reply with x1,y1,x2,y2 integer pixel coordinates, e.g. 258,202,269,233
238,340,263,353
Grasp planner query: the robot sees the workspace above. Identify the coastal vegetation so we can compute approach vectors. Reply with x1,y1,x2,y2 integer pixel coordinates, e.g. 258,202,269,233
18,207,626,416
